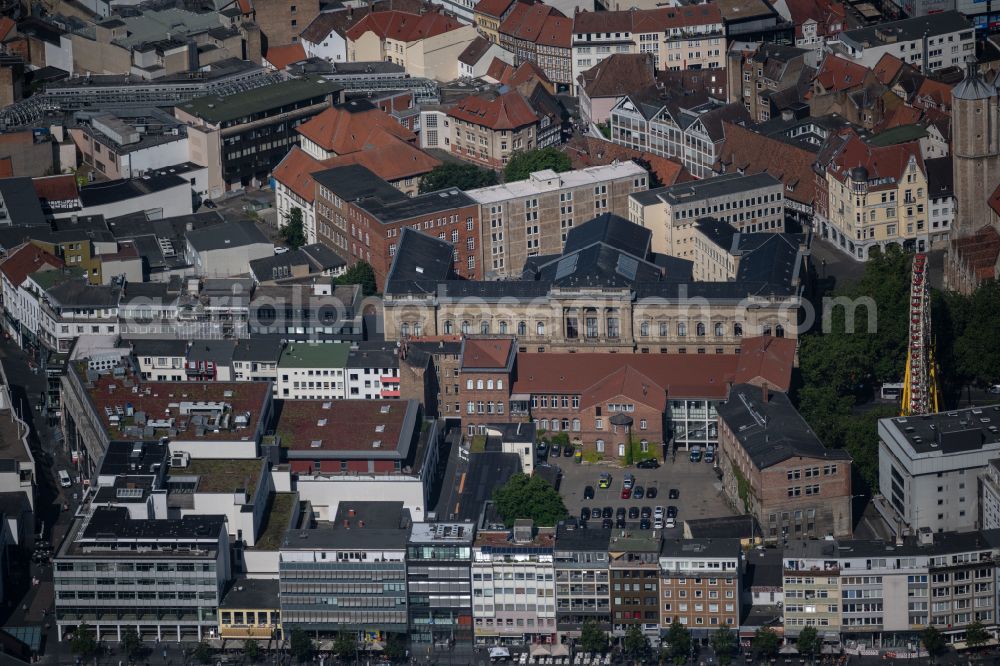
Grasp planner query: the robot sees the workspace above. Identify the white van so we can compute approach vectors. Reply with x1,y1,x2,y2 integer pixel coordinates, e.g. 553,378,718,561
58,470,72,487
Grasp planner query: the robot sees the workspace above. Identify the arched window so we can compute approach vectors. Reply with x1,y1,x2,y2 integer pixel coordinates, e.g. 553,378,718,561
714,322,724,337
550,420,559,432
401,323,410,337
413,323,422,336
476,379,484,390
540,419,550,431
696,322,706,336
561,418,569,431
499,321,508,334
481,321,490,335
517,321,527,336
444,320,453,334
466,380,473,390
487,379,494,390
640,321,650,337
678,322,687,337
497,379,503,390
763,324,773,336
659,321,669,337
461,321,471,335
572,418,581,431
536,321,545,336
733,322,743,337
775,324,785,338
596,439,605,453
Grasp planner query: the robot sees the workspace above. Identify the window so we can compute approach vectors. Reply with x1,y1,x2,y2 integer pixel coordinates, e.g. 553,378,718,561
461,321,471,335
518,321,527,336
444,320,453,334
536,322,545,336
481,321,490,334
696,322,706,336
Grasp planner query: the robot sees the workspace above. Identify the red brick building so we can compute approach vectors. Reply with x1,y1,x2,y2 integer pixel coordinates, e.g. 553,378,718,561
313,164,481,287
455,335,797,458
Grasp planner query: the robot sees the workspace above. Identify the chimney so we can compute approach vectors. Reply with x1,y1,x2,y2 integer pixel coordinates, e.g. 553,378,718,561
761,381,769,403
359,520,365,528
348,508,356,517
343,519,350,528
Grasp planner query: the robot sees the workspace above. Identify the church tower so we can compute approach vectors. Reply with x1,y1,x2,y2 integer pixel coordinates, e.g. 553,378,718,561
951,58,1000,237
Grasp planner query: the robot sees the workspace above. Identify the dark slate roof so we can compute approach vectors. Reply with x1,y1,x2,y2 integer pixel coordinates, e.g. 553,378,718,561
734,233,805,286
650,253,694,281
186,219,269,252
82,506,225,541
660,537,742,558
563,213,651,258
249,249,312,282
79,173,187,207
312,164,405,203
925,156,954,199
384,228,455,294
717,383,851,469
300,242,346,270
0,178,48,227
555,523,611,551
45,279,121,308
186,340,236,363
233,337,284,363
534,241,662,289
694,217,738,252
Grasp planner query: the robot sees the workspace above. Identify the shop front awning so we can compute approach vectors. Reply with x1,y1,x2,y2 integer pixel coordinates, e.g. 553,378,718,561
529,644,551,656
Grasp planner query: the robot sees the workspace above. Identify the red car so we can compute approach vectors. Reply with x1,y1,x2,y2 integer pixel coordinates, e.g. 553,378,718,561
621,487,632,499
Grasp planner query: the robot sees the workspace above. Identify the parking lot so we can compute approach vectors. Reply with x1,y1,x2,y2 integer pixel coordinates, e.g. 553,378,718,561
552,454,736,534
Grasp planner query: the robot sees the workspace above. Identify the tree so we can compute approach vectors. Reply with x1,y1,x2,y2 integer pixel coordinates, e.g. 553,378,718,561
796,626,821,662
280,206,306,249
965,620,991,649
193,642,214,665
418,162,498,193
579,619,609,654
753,627,780,659
244,638,260,663
120,627,142,661
709,626,736,665
503,147,572,181
622,625,649,663
665,621,692,665
70,623,99,660
921,626,946,659
630,157,662,188
492,473,568,527
331,631,355,661
383,634,407,663
290,628,316,663
335,260,378,297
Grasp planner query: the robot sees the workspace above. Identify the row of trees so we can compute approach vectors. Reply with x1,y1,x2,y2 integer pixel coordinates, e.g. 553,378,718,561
418,147,573,194
70,624,407,664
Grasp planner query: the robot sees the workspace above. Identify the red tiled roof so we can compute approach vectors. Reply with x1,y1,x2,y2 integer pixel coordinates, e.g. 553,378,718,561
296,103,416,154
275,399,412,452
461,337,514,370
447,90,539,130
498,2,565,44
474,0,518,19
952,225,1000,283
0,158,12,178
0,17,15,42
320,132,441,181
272,146,327,203
346,9,463,43
508,59,551,87
0,243,63,288
574,5,722,34
535,13,570,48
782,0,845,39
733,336,796,392
580,365,667,412
236,0,253,15
562,136,688,186
264,43,306,70
827,131,924,190
579,53,655,99
32,174,79,203
873,53,906,86
485,56,511,82
300,11,362,43
717,121,817,206
914,77,953,109
815,54,869,92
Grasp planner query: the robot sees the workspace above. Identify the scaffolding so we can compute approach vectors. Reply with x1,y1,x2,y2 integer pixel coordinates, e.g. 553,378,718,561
901,252,940,416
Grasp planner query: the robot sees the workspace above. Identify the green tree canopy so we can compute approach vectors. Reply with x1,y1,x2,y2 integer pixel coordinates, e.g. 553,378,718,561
921,626,946,657
280,206,306,249
244,638,261,663
291,628,317,663
492,473,568,527
331,631,354,661
579,619,609,654
666,621,692,665
753,626,780,658
383,634,407,662
335,260,378,297
710,626,736,665
796,626,821,659
419,162,499,193
965,620,990,649
623,625,649,662
193,642,214,665
70,623,99,659
120,627,142,660
503,147,572,181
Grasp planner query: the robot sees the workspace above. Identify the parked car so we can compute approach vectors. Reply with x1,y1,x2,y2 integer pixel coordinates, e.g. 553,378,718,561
598,473,612,489
990,384,1000,394
654,506,664,519
602,507,613,519
602,518,613,529
646,487,658,499
616,517,626,528
551,446,561,458
654,518,664,529
628,507,640,519
563,444,574,457
637,458,660,469
641,506,652,519
616,507,626,520
621,487,632,500
639,517,651,530
581,508,591,521
58,470,71,487
537,443,548,460
669,489,680,500
633,485,644,499
592,505,602,517
665,517,676,529
202,199,217,209
583,485,595,499
623,473,635,489
667,506,678,518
